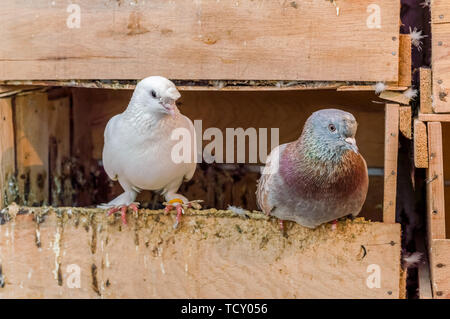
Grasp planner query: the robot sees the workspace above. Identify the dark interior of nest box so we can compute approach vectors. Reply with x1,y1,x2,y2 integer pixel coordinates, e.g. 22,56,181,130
442,123,450,238
6,88,387,222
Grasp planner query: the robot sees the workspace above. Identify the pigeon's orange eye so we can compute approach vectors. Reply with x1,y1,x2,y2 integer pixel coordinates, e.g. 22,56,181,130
151,90,157,98
328,124,336,132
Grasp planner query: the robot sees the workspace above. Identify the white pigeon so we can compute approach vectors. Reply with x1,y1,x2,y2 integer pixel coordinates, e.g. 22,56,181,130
99,76,196,226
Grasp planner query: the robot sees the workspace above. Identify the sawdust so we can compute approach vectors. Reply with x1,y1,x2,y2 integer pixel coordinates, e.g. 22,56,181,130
2,204,374,254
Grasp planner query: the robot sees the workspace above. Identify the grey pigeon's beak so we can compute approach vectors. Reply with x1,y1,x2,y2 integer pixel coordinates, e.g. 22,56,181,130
344,137,359,153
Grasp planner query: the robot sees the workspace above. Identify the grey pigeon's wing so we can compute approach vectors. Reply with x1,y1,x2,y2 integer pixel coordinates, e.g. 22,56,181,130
256,144,286,215
102,114,122,181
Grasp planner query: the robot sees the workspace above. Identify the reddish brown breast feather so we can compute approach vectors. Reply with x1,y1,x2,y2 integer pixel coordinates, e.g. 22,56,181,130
280,146,368,202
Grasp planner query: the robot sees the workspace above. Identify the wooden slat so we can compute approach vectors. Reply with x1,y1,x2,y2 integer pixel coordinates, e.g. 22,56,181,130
416,233,433,299
14,93,49,206
383,104,399,224
431,23,450,113
420,68,433,114
426,122,446,241
0,0,400,81
419,113,450,122
399,106,412,139
414,119,428,168
0,98,15,207
398,34,412,87
379,90,411,105
0,206,402,298
430,239,450,299
432,0,450,24
443,123,450,238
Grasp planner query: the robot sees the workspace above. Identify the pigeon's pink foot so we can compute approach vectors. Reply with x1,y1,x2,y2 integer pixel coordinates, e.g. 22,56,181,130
331,219,338,231
163,199,185,229
106,203,139,225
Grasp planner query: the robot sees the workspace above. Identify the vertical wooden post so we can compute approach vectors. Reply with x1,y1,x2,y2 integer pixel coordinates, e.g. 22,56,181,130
398,34,412,87
383,104,399,223
426,122,446,241
0,97,16,207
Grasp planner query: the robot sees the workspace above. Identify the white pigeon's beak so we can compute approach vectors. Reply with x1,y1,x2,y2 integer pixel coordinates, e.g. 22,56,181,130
161,101,177,116
344,137,359,153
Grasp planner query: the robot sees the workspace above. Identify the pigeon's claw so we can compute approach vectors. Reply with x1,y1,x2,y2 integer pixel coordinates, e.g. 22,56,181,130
163,198,202,229
106,203,140,225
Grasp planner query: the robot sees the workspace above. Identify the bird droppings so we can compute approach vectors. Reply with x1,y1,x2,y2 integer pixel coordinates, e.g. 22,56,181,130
91,264,101,296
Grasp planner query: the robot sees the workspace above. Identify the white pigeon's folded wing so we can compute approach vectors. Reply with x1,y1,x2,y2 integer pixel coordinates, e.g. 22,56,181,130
102,114,122,181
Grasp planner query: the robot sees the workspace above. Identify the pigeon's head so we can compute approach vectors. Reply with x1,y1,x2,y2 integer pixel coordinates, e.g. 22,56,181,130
132,76,181,116
304,109,359,155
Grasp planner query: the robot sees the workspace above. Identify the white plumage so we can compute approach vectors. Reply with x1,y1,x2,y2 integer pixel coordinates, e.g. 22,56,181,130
100,76,196,210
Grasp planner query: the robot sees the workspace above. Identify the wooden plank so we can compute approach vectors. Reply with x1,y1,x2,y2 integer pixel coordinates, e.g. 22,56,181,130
426,122,446,241
48,97,72,206
419,113,450,122
383,104,399,224
0,206,402,299
0,98,15,207
414,119,428,168
431,24,450,113
379,91,411,105
398,34,412,87
420,68,433,114
432,0,450,24
416,232,433,299
442,123,450,238
14,93,49,206
0,0,400,81
430,239,450,299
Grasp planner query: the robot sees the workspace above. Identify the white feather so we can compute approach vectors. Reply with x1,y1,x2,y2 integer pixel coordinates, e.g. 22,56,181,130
374,82,386,95
403,252,423,268
410,27,427,51
404,88,418,100
227,205,247,216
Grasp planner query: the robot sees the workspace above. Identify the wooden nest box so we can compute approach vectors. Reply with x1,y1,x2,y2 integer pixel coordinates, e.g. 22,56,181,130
0,0,412,298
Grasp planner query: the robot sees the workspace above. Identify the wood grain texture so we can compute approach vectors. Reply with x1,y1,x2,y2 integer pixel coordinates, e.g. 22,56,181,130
432,0,450,24
398,34,412,87
416,233,433,299
430,239,450,299
419,113,450,122
442,123,450,238
14,93,49,206
379,91,411,105
420,68,432,113
383,104,399,224
431,23,450,113
0,206,402,299
399,106,411,139
0,98,15,207
414,119,428,168
0,0,400,81
426,122,446,241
